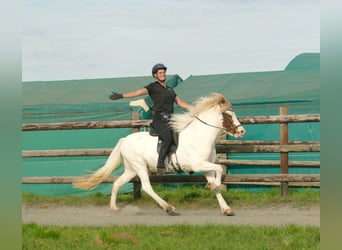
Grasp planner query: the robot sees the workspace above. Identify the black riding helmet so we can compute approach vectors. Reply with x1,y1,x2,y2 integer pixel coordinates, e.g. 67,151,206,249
152,63,167,76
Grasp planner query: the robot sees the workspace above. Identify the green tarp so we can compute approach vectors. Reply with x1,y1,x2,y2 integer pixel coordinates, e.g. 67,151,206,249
23,74,183,122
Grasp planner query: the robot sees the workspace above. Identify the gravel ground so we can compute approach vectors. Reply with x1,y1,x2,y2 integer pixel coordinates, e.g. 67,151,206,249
22,204,320,227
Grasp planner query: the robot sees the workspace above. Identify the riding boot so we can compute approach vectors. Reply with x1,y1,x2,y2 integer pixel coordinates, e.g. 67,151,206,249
157,146,168,169
157,149,166,169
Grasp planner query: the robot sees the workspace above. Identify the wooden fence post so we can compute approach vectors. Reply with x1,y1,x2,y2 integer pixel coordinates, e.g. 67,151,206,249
132,112,142,199
280,107,289,196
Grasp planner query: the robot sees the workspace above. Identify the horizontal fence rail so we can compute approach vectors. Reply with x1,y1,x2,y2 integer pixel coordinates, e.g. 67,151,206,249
22,109,320,196
22,174,320,184
22,114,320,131
22,143,321,157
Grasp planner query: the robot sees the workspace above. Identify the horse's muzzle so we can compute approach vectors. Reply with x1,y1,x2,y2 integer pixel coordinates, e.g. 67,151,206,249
233,126,246,138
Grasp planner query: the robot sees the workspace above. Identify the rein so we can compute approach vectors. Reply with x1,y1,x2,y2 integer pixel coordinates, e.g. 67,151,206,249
195,115,242,133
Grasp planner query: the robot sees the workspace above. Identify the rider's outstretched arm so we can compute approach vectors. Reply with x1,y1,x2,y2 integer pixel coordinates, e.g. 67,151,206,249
109,88,148,100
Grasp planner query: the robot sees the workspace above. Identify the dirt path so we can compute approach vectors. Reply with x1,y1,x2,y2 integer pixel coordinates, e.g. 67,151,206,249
22,204,320,227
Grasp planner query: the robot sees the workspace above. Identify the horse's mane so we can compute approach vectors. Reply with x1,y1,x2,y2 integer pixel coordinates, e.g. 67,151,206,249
170,93,229,133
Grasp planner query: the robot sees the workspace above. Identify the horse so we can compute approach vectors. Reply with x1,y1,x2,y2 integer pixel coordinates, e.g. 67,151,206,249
73,93,246,216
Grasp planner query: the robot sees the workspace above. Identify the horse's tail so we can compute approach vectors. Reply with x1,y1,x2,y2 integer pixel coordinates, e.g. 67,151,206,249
73,138,124,190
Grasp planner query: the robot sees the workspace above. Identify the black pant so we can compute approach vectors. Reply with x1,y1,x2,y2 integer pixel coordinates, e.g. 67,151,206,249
151,113,173,169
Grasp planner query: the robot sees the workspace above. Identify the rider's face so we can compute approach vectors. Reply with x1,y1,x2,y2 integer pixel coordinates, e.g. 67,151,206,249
154,69,166,82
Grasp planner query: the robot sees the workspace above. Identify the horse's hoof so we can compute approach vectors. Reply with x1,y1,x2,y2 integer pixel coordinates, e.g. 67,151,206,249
166,205,179,216
205,183,216,190
223,208,234,216
165,205,176,214
109,206,120,211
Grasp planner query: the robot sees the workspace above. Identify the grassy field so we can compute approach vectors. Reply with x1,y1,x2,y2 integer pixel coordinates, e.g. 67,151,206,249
23,187,320,250
23,223,319,250
22,185,320,209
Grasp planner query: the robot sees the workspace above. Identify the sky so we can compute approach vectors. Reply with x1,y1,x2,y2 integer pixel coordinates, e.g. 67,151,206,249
22,0,320,82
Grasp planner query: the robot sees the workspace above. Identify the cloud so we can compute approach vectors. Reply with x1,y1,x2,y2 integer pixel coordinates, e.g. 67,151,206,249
22,0,320,81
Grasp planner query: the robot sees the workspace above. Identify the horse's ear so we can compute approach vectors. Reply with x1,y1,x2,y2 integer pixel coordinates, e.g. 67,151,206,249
218,96,226,105
218,96,232,113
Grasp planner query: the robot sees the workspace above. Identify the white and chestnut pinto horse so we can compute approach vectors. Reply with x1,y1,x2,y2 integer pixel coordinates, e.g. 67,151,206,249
73,93,246,216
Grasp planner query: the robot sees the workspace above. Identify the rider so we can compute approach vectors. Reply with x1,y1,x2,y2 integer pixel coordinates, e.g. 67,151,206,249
109,63,192,174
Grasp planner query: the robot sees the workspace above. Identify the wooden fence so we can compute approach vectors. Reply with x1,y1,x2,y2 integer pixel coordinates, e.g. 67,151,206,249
22,107,320,197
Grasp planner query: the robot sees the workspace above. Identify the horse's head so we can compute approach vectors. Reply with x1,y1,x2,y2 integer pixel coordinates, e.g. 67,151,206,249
221,110,245,138
171,93,246,138
216,94,246,138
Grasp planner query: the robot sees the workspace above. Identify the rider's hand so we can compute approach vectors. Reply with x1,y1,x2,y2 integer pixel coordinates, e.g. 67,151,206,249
109,92,123,100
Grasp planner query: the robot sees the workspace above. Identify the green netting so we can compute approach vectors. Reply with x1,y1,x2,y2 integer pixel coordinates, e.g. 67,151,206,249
23,74,183,123
22,53,320,195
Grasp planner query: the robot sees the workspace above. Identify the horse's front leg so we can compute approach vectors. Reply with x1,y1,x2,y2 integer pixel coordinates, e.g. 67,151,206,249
196,161,223,189
204,171,234,216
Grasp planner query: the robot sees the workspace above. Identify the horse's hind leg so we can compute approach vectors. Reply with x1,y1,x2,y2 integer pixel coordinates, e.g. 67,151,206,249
137,171,176,214
109,168,136,211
